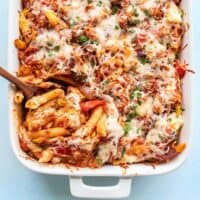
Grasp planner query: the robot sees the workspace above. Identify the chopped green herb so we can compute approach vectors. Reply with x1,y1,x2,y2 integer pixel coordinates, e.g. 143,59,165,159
168,58,173,64
136,128,141,134
138,56,149,64
130,89,142,100
158,133,163,140
144,9,150,17
48,51,53,57
180,8,184,18
114,25,119,30
71,71,87,83
90,59,95,67
121,147,126,156
79,35,89,43
87,0,93,3
47,42,53,47
111,5,120,15
128,29,135,33
103,79,110,85
168,118,172,122
96,157,102,165
132,5,139,17
76,16,81,21
129,19,141,26
97,0,102,6
123,121,131,136
114,71,119,75
126,111,139,121
90,40,99,45
69,20,76,28
126,106,140,121
53,45,60,51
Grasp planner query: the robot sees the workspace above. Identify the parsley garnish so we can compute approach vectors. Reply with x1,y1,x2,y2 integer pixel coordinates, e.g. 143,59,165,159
69,20,76,28
90,40,99,45
132,5,139,17
126,111,139,121
126,106,140,121
76,16,81,21
47,42,53,47
130,88,142,100
114,25,119,30
103,79,110,85
123,121,131,136
121,147,126,156
129,19,141,26
48,51,53,57
158,133,163,140
136,128,141,134
138,56,149,64
111,5,120,15
168,58,173,64
144,9,150,17
53,45,60,51
97,0,102,6
96,157,102,165
79,35,89,43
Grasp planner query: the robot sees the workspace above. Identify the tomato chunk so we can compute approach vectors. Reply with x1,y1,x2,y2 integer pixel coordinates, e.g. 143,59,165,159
80,100,106,112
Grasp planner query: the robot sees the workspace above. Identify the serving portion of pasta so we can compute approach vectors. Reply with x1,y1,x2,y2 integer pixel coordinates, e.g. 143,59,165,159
15,0,189,167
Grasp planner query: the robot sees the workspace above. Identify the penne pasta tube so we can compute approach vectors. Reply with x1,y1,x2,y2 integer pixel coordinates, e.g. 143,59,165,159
39,149,54,163
19,9,30,35
25,89,65,109
32,137,46,144
14,39,26,50
29,127,69,140
68,86,85,100
14,91,24,104
19,127,43,159
75,106,103,137
45,10,60,26
96,114,107,137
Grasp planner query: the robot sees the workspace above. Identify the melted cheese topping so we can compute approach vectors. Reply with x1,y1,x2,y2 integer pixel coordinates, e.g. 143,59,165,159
18,0,187,166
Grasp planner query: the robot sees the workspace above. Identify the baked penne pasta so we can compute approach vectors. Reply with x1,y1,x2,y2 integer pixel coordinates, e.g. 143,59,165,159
39,149,54,163
25,89,65,109
15,0,189,167
14,91,24,104
75,106,103,137
45,10,60,26
29,127,69,139
96,114,107,137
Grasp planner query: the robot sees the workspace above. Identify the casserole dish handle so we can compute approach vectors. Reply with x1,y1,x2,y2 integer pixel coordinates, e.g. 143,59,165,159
69,176,132,199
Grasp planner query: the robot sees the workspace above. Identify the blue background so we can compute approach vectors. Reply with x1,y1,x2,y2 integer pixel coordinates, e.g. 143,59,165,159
0,1,199,199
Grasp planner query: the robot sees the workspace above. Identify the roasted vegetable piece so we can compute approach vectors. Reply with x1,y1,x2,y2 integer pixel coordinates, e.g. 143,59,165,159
45,10,60,26
15,39,26,50
80,100,106,112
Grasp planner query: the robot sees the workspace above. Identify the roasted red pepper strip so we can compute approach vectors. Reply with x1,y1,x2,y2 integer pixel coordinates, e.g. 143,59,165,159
80,100,106,112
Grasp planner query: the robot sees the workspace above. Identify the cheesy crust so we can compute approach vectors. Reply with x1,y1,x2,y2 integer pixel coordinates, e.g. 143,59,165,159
16,0,188,167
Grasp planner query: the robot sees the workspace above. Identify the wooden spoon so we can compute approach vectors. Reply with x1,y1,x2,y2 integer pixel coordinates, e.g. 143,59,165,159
0,66,40,99
0,66,96,100
46,73,95,99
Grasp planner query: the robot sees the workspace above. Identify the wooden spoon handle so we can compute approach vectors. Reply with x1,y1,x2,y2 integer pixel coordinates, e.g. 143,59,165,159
0,66,33,98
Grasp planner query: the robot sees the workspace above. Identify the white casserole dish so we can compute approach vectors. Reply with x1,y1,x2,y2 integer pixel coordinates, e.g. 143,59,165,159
8,0,193,198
